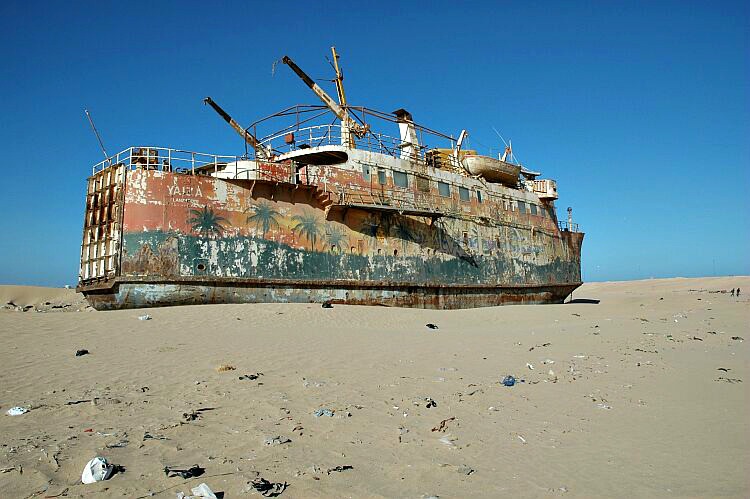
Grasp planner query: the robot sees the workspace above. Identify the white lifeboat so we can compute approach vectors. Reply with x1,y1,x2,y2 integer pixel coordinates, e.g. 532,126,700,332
462,155,520,186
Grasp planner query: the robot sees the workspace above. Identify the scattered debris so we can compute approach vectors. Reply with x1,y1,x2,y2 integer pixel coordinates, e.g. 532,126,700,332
182,408,214,422
313,408,334,417
438,435,456,447
75,349,89,357
81,457,114,484
691,336,703,341
6,406,28,416
425,397,437,408
92,397,121,407
327,465,353,474
431,417,456,432
528,342,551,351
321,302,333,309
264,435,291,446
717,368,731,372
517,435,526,444
143,432,169,441
248,477,288,497
456,465,474,475
596,403,612,410
731,336,744,341
716,377,742,383
65,399,91,406
239,372,263,381
164,465,205,479
526,363,535,370
138,315,151,321
216,364,236,372
425,323,439,329
177,482,218,499
501,375,516,387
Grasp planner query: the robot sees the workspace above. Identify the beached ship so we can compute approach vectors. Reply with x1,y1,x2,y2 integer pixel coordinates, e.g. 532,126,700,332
77,49,584,310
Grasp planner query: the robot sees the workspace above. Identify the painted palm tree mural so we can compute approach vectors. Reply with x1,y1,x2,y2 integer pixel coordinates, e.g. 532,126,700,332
187,206,228,238
325,226,347,253
291,211,321,250
245,201,282,238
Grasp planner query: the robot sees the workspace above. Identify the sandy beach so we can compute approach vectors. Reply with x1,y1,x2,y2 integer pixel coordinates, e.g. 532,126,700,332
1,276,748,499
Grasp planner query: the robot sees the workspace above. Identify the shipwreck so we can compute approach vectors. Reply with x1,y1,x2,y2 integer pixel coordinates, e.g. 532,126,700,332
78,48,584,310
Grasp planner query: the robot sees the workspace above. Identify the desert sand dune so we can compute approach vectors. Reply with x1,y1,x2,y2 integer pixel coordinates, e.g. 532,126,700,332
0,276,748,499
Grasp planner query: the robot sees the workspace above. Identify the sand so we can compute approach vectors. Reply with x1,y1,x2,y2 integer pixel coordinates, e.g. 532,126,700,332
0,276,748,499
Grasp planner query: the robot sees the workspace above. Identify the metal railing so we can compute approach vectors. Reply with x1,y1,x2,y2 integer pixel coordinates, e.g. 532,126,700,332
259,124,432,163
558,221,581,232
92,147,241,176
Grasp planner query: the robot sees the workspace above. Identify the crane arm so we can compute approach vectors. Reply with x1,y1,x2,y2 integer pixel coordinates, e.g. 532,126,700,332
203,97,266,155
281,56,349,124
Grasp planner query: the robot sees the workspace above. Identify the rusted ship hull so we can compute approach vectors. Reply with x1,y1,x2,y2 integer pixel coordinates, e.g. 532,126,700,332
77,158,584,310
83,278,580,310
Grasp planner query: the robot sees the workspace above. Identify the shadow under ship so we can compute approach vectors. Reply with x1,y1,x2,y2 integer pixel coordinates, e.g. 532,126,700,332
78,49,584,310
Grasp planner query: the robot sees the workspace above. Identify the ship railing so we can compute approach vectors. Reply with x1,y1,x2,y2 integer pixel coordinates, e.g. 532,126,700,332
258,124,431,163
91,146,241,176
335,186,446,216
558,221,581,232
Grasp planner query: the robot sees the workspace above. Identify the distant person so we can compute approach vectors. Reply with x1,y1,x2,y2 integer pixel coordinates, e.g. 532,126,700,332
738,288,741,297
731,288,735,296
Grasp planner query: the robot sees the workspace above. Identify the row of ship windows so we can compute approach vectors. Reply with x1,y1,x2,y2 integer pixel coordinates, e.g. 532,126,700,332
362,165,547,217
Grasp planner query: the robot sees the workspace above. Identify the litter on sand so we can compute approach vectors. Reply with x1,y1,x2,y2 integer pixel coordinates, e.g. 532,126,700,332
321,302,334,308
501,375,516,387
425,323,439,329
313,408,334,417
75,349,89,357
264,435,291,446
6,406,28,416
81,457,114,484
176,482,218,499
327,465,353,474
164,465,205,479
247,477,288,497
138,315,152,321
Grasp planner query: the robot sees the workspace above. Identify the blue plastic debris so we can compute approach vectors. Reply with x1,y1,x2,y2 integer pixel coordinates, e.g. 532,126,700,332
501,375,516,387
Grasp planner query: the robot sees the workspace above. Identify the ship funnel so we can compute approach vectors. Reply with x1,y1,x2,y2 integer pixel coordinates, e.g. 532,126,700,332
392,109,420,161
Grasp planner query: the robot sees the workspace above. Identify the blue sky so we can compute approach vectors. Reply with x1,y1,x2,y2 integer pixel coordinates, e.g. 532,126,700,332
0,0,747,286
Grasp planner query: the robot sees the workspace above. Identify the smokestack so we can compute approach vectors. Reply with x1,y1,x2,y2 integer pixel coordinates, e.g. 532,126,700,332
392,109,420,161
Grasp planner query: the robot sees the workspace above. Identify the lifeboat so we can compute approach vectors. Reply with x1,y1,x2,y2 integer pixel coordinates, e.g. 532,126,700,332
462,155,520,186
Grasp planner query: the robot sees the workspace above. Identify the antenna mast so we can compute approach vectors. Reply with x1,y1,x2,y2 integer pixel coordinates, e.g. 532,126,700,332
84,108,109,160
331,46,347,108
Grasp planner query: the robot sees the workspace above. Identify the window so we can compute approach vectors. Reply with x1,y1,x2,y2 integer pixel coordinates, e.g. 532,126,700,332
361,164,370,181
393,171,408,188
438,181,451,197
416,175,431,192
530,204,537,216
463,231,469,246
459,186,470,202
377,167,386,185
517,201,526,214
476,190,483,203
